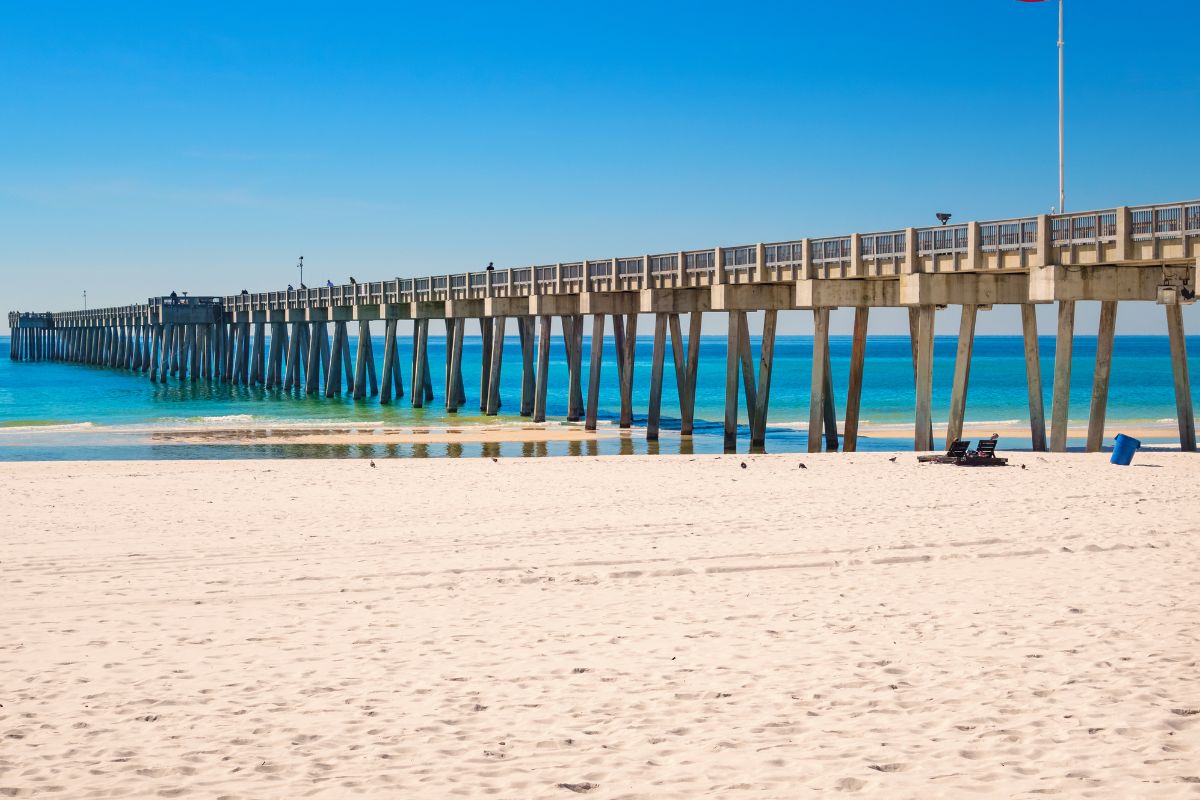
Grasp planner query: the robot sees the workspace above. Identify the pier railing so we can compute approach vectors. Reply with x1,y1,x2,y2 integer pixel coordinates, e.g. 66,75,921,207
13,200,1200,323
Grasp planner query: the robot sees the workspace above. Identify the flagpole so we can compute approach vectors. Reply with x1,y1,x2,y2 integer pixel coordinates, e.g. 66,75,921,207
1058,0,1064,212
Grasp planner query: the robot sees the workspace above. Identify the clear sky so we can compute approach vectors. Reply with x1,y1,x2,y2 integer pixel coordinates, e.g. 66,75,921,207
2,0,1197,336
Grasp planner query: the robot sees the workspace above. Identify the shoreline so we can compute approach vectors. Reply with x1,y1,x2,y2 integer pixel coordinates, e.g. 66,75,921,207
0,416,1186,448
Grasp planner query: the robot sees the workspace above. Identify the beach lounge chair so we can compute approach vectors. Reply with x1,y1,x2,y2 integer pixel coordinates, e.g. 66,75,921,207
917,439,969,464
957,438,1009,467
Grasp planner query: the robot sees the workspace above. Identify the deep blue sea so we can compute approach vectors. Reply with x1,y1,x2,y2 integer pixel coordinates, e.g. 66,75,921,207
0,334,1195,460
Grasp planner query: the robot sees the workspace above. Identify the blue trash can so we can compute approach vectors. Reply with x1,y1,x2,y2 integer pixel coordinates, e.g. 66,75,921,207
1110,433,1141,466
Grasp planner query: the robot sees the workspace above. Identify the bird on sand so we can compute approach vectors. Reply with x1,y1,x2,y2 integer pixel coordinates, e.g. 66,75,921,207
369,460,376,468
798,462,807,469
888,456,897,462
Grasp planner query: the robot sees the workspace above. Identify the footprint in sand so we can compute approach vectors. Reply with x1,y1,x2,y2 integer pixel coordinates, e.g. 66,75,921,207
557,783,597,793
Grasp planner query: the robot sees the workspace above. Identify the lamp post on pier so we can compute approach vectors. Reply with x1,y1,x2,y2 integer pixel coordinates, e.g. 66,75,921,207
1019,0,1065,212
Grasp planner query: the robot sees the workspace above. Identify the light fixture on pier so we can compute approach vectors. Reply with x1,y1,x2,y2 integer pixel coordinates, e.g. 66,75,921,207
1157,273,1197,305
936,212,952,225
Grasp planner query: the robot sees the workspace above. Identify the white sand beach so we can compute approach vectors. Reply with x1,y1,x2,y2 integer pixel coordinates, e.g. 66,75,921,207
2,452,1198,798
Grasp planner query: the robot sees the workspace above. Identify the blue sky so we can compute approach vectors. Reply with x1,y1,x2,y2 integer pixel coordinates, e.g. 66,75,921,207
2,0,1197,335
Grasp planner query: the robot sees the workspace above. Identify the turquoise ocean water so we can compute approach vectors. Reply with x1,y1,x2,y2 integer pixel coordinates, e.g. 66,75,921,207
0,334,1195,460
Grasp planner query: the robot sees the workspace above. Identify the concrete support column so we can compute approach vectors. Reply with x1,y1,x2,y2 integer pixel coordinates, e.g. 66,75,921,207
1086,301,1118,452
414,321,431,402
724,310,741,452
913,305,936,452
667,315,687,435
519,317,535,416
149,324,162,382
681,312,702,436
618,313,637,428
808,308,830,454
533,315,551,422
750,308,779,449
1050,300,1076,452
486,317,506,415
304,322,324,394
646,312,668,441
326,321,345,397
352,319,372,400
1021,304,1048,451
163,323,178,382
237,321,251,384
479,318,493,412
908,307,934,448
737,311,757,434
945,304,978,448
566,315,584,421
449,319,463,406
843,307,869,452
1166,304,1196,452
339,321,355,393
380,319,398,404
411,320,427,407
585,314,605,431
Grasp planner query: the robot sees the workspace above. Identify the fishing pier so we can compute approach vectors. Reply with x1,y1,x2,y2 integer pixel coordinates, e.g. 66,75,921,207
8,200,1199,452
